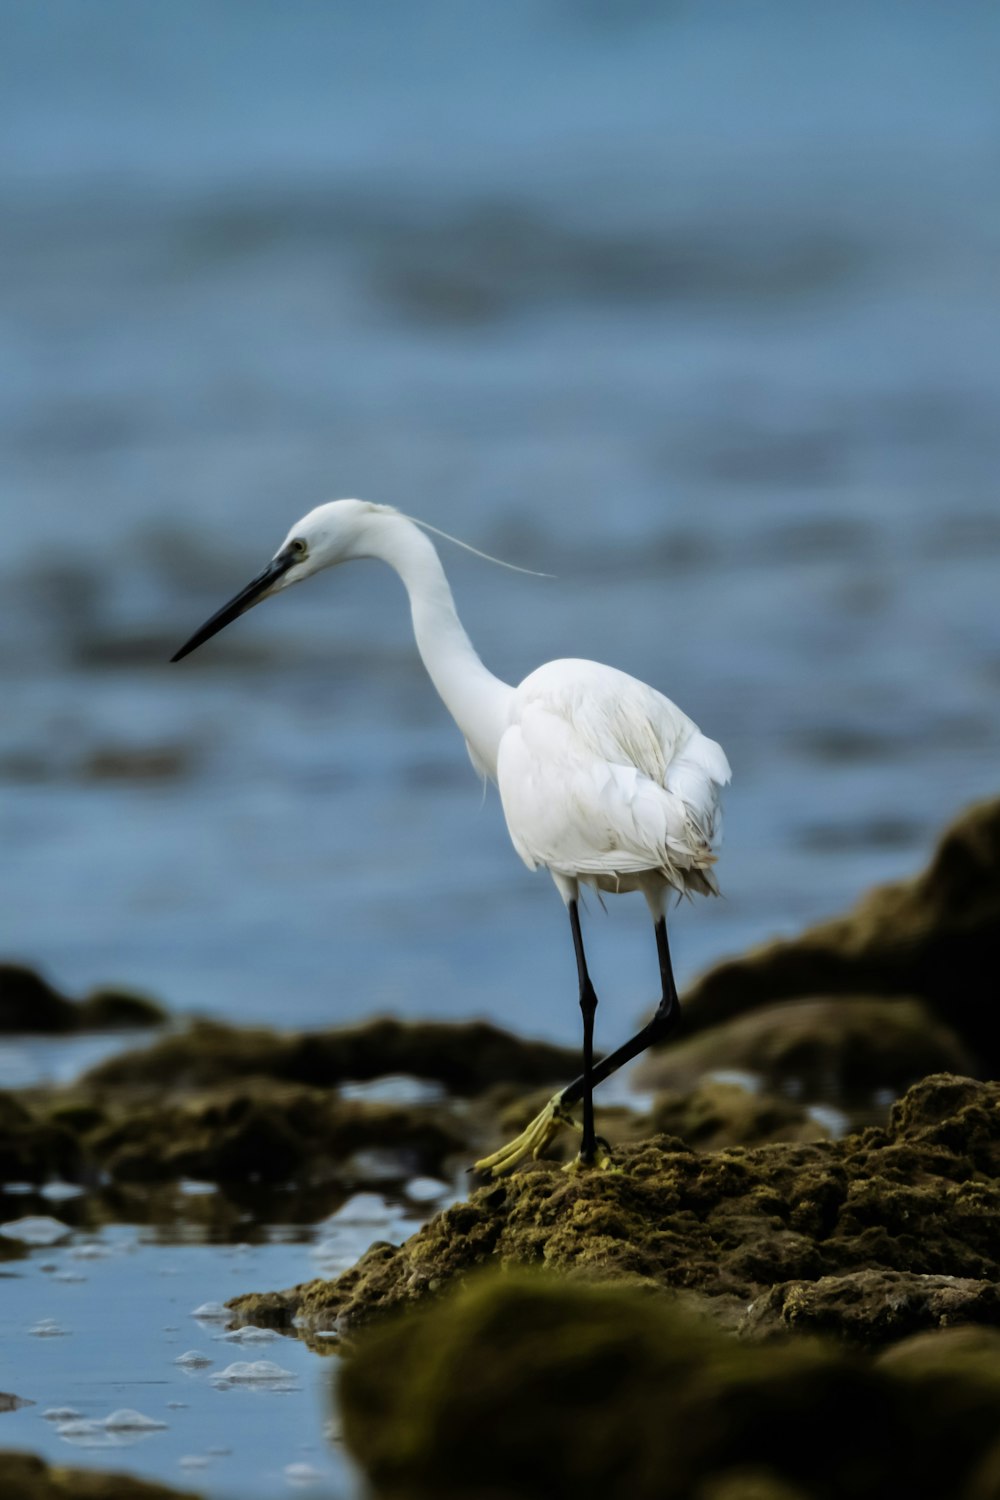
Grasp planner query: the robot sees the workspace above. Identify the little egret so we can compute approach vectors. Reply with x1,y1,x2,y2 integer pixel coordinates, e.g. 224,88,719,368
171,501,731,1173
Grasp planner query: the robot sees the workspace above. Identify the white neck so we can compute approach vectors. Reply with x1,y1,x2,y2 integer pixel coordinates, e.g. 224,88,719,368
351,511,513,779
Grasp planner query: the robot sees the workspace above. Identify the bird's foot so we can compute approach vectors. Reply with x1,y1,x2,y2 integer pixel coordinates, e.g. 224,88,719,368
562,1136,616,1175
473,1092,581,1178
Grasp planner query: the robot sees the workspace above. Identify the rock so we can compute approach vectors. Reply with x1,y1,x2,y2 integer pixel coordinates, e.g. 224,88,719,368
0,963,163,1033
636,996,972,1108
79,989,165,1029
489,1078,829,1158
0,1394,34,1412
878,1328,1000,1500
72,1081,467,1186
229,1074,1000,1338
0,1094,81,1185
337,1272,1000,1500
646,1078,831,1149
741,1269,1000,1348
84,1016,577,1095
0,1012,586,1196
673,797,1000,1068
692,1475,812,1500
2,1068,475,1193
0,1450,201,1499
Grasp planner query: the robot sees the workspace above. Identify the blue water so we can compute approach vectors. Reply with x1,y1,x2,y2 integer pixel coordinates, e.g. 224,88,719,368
0,1185,448,1498
3,1,999,1044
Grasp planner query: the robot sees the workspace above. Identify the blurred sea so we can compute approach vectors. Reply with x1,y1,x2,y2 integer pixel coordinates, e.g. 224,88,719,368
3,0,1000,1047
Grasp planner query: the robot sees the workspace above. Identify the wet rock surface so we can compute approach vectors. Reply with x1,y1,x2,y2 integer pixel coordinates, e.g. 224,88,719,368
83,1017,578,1095
741,1268,1000,1348
0,1017,581,1204
7,797,1000,1500
644,1077,833,1149
230,1074,1000,1337
635,995,973,1111
338,1274,1000,1500
671,797,1000,1069
3,1075,468,1201
0,1095,82,1187
0,963,164,1033
0,1450,200,1500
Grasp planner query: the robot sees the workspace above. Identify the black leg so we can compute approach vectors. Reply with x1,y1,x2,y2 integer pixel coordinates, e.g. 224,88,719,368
568,900,598,1165
472,912,682,1178
560,915,680,1111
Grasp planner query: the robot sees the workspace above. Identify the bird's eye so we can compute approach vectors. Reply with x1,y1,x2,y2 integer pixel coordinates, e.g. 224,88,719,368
290,538,308,560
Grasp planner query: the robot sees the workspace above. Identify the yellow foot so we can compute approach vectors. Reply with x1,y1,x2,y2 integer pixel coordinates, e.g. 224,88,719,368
473,1092,581,1178
562,1137,616,1175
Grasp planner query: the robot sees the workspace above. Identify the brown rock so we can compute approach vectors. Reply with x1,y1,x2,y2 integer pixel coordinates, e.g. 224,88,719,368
229,1074,1000,1338
647,1078,830,1149
0,1450,200,1500
338,1272,1000,1500
0,962,163,1034
0,1093,81,1185
672,797,1000,1068
741,1269,1000,1348
81,1081,467,1186
84,1016,577,1096
636,996,972,1108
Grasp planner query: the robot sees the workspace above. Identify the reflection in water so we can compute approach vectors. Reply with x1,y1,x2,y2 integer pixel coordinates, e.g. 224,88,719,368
0,1193,439,1498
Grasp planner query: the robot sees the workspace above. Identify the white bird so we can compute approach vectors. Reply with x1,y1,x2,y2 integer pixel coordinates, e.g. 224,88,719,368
171,500,731,1174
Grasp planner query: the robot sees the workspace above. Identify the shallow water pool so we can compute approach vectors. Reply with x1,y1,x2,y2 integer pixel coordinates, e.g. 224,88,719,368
0,1194,434,1499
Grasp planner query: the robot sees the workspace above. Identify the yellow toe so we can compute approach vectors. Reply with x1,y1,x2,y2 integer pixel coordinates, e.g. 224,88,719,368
473,1093,579,1178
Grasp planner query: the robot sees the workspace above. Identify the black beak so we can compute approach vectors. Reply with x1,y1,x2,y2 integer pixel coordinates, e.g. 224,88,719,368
170,546,298,662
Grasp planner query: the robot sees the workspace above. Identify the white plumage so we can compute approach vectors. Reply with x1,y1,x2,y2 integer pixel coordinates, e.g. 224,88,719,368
498,658,729,899
171,500,731,1174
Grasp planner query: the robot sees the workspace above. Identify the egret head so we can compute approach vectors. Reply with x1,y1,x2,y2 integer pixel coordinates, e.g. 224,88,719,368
170,499,393,662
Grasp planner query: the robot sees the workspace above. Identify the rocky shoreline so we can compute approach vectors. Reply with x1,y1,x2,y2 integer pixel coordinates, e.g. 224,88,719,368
2,797,1000,1499
230,1073,1000,1347
0,1450,201,1500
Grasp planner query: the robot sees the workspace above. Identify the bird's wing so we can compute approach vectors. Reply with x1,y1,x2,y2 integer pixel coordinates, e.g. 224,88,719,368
499,660,730,887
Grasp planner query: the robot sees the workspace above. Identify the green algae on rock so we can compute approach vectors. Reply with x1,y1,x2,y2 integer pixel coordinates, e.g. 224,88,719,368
741,1268,1000,1349
0,963,164,1033
83,1016,577,1094
3,1079,467,1190
0,1450,200,1500
228,1074,1000,1338
83,1081,467,1185
877,1327,1000,1500
489,1075,834,1161
337,1272,1000,1500
669,797,1000,1068
636,996,972,1110
0,1095,81,1186
645,1077,832,1149
0,1015,585,1194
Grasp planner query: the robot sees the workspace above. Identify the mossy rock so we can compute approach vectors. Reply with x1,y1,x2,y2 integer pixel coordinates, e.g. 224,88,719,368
229,1074,1000,1337
675,797,1000,1069
0,1094,82,1184
338,1272,1000,1500
636,996,972,1108
647,1078,831,1149
84,1016,577,1096
879,1326,1000,1499
5,1072,470,1190
742,1269,1000,1349
0,963,163,1033
78,988,164,1029
79,1081,467,1185
492,1078,829,1158
0,1450,200,1500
